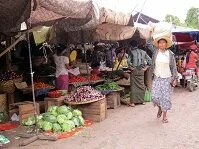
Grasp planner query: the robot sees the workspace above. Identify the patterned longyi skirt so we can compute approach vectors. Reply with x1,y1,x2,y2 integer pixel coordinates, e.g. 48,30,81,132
152,76,172,112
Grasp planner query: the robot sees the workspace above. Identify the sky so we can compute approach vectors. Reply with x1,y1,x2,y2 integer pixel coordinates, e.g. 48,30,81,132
94,0,199,22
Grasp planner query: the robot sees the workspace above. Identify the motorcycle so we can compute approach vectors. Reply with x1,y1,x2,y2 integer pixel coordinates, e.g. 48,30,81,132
182,68,198,92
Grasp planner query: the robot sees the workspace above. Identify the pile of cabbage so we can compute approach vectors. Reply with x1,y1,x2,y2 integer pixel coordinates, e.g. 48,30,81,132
22,105,84,133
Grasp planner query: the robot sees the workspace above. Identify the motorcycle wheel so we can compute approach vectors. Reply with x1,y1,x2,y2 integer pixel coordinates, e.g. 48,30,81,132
187,80,194,92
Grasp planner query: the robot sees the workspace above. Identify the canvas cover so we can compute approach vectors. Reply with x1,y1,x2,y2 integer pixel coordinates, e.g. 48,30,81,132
0,0,31,34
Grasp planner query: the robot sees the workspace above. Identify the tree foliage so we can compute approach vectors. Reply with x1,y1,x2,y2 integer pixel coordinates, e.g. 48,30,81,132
185,7,199,29
165,14,181,26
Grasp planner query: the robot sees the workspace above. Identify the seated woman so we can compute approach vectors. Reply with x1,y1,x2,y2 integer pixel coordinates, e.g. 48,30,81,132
114,48,129,70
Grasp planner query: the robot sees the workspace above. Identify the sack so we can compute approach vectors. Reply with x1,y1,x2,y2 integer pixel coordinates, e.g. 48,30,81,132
144,89,152,102
149,22,173,40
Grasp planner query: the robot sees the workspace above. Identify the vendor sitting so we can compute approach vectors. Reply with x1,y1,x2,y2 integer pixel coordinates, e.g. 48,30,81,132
114,48,129,70
91,62,101,75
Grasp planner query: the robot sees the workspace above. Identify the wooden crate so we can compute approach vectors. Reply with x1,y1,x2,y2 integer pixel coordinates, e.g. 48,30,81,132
44,96,66,112
106,91,121,109
9,101,40,123
72,98,107,122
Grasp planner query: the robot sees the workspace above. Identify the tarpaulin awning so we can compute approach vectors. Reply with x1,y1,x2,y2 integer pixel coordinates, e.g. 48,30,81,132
0,0,31,34
50,23,136,44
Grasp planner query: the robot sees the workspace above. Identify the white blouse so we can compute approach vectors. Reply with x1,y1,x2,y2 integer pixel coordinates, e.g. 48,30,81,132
154,50,172,78
53,54,69,77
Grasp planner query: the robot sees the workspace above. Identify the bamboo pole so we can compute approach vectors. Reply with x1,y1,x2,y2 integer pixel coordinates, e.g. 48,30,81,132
0,34,26,58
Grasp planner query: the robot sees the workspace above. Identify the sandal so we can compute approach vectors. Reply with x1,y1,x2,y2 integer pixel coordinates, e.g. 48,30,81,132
162,119,168,123
157,109,162,118
127,103,135,107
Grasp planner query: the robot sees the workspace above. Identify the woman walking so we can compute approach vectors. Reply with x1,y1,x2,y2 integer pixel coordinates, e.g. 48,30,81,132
147,36,178,123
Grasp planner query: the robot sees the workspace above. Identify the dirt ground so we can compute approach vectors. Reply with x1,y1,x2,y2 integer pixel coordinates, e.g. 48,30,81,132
2,87,199,149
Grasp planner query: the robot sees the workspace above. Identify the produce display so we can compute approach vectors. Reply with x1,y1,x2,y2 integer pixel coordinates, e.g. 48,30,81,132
69,74,102,83
0,71,22,82
69,76,87,83
28,82,52,89
96,81,119,91
89,74,102,81
48,90,62,98
22,105,84,133
67,86,104,102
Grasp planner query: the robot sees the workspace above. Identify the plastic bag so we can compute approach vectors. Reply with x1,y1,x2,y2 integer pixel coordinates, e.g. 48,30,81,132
144,89,152,102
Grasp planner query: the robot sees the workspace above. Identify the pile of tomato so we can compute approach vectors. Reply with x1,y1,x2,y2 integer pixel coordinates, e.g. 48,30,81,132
69,76,87,83
48,90,62,98
69,75,102,83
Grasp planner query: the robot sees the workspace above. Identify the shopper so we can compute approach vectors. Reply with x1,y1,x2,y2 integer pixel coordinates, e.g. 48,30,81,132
128,40,152,107
185,45,199,77
53,45,70,90
147,36,178,123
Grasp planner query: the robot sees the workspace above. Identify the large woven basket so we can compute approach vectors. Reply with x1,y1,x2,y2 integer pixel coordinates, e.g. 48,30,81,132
0,94,7,113
0,77,23,94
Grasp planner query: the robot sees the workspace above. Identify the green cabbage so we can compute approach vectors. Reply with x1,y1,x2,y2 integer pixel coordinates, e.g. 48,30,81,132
36,115,43,120
57,114,67,124
52,123,62,132
22,116,36,126
65,120,75,129
57,106,70,114
62,123,72,132
43,113,57,123
48,106,58,116
72,109,82,117
37,120,44,129
78,116,85,126
72,117,80,127
42,121,53,131
66,112,73,120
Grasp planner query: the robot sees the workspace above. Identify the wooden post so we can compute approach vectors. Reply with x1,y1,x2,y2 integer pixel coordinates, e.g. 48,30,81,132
6,36,11,71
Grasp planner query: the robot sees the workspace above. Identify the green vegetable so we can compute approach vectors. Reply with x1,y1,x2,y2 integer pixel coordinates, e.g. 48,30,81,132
78,116,85,126
43,113,57,123
52,123,62,132
22,116,36,126
48,106,58,116
38,120,44,129
96,81,119,91
42,121,53,131
57,114,67,124
57,105,70,114
65,120,75,129
66,112,73,120
72,117,80,127
36,115,43,120
62,123,72,132
72,109,82,117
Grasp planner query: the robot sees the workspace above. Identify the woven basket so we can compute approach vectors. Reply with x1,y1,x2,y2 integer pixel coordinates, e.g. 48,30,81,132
1,77,23,94
0,94,7,113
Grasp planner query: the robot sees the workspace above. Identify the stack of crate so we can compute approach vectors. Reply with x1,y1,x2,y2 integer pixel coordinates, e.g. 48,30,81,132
44,96,66,112
106,91,121,109
72,98,107,122
9,101,40,123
